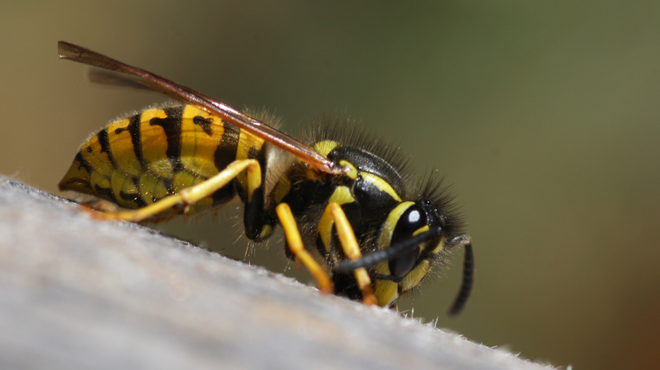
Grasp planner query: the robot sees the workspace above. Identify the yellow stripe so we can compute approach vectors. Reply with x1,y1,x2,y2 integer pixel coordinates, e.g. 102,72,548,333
89,171,112,201
138,172,169,204
80,134,114,177
235,128,265,192
313,140,338,156
236,128,265,160
361,173,401,202
139,108,173,178
328,186,354,204
172,169,213,214
180,105,224,178
171,169,199,194
377,201,415,250
111,171,140,208
107,118,141,177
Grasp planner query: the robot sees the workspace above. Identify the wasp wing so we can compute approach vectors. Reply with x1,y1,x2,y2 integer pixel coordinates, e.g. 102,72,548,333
58,41,341,175
87,67,154,91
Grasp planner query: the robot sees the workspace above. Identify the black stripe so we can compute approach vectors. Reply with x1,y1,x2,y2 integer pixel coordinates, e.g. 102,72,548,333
149,106,184,172
94,184,117,203
119,191,147,208
127,114,143,168
97,128,117,169
248,146,259,159
164,178,174,196
193,115,213,136
214,121,239,172
74,152,93,173
127,177,147,208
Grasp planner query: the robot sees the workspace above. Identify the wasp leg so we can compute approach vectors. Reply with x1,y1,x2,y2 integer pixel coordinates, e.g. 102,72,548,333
90,159,260,222
323,203,377,306
275,203,333,294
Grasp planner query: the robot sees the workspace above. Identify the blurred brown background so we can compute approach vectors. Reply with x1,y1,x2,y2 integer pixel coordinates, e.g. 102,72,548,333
2,2,659,369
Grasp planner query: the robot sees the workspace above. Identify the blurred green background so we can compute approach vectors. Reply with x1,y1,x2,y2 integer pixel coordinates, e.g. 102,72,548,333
2,1,659,369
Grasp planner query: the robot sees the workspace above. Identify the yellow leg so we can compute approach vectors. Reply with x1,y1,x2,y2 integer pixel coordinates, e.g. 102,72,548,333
275,203,333,294
325,203,377,306
91,159,260,222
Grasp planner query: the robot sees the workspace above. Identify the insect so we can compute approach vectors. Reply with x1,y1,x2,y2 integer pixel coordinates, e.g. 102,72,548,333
57,41,474,314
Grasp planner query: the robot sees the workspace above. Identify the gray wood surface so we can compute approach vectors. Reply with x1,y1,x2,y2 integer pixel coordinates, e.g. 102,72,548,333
0,177,555,370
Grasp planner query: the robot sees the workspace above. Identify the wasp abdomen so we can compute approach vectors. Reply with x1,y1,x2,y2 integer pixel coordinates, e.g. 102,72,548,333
59,104,265,215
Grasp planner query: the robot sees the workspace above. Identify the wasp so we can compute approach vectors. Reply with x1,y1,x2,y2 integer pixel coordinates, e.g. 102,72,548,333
57,41,474,314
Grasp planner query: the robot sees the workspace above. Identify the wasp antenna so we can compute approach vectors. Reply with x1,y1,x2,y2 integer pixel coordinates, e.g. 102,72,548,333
335,228,443,273
448,236,474,316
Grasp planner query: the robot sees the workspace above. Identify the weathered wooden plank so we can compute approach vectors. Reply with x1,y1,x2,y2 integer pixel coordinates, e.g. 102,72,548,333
0,177,555,370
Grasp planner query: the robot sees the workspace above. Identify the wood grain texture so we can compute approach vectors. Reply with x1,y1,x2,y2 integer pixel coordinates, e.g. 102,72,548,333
0,176,556,370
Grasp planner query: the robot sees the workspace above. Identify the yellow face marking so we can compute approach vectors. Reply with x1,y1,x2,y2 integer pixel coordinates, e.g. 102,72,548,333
318,186,355,252
180,105,224,178
400,260,430,292
313,140,338,156
375,260,391,277
107,118,141,177
361,173,401,202
373,260,399,306
431,237,446,254
377,201,415,250
413,225,430,237
139,109,173,178
375,279,399,307
339,160,358,180
80,135,114,177
413,225,445,255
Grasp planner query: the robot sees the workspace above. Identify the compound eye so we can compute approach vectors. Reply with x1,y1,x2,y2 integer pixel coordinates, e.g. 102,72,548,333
389,205,428,278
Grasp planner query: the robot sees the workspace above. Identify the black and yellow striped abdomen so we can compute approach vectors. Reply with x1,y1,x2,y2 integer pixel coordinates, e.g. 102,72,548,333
59,104,265,215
